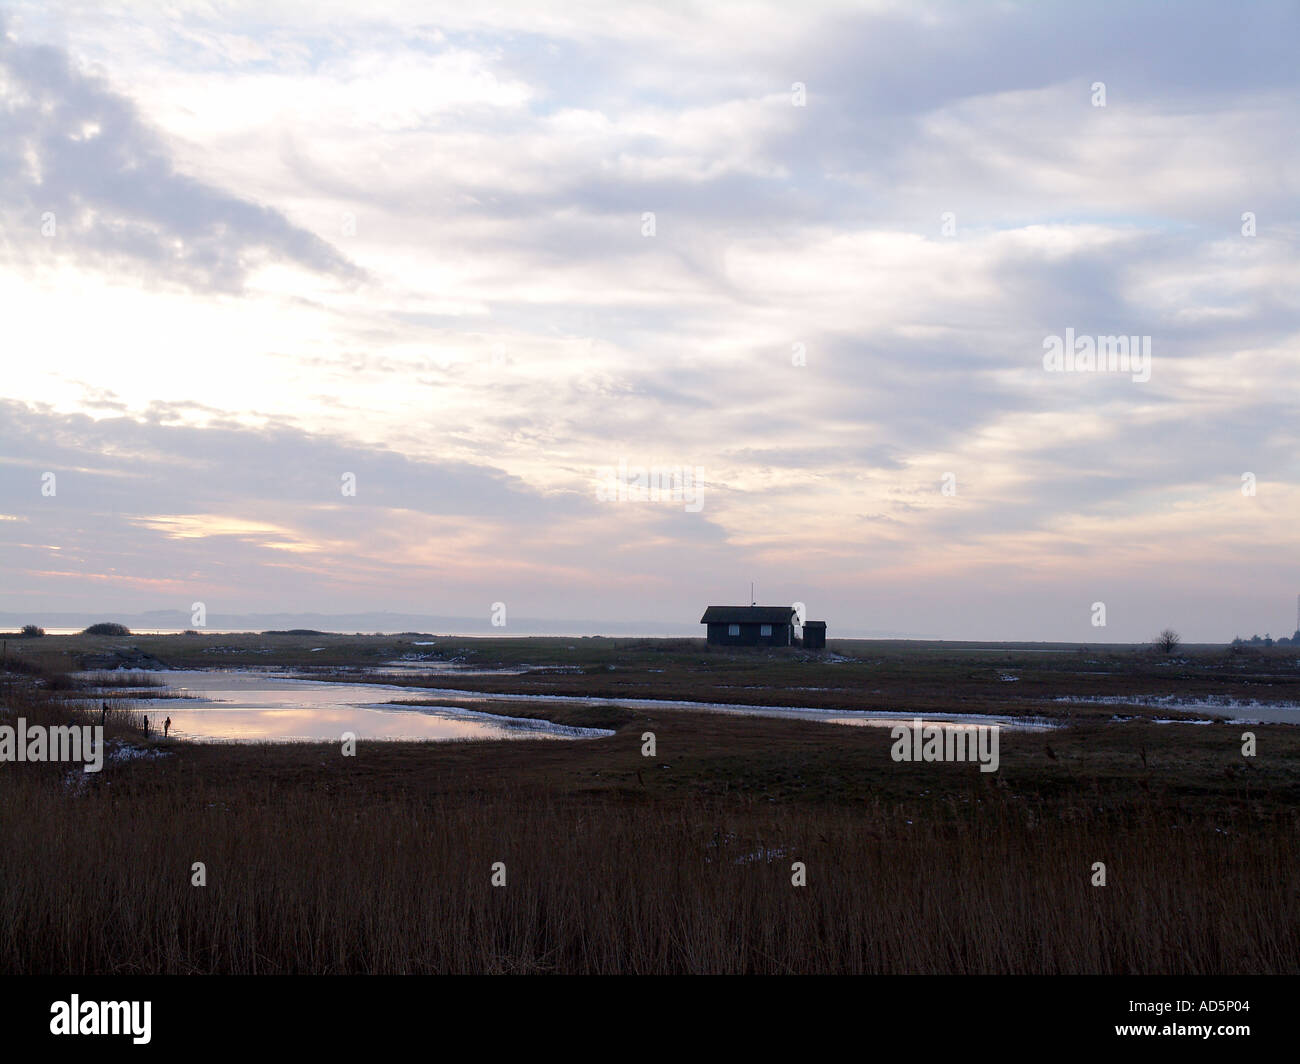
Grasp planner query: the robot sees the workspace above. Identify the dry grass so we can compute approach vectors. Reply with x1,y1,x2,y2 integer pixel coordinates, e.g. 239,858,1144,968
78,671,167,689
1,767,1294,974
2,707,1297,973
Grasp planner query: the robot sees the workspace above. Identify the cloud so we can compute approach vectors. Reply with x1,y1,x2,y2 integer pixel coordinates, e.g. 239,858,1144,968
0,23,363,291
0,2,1297,638
0,401,743,617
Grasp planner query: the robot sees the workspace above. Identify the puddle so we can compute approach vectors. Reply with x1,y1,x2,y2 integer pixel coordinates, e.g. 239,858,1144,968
1056,695,1300,724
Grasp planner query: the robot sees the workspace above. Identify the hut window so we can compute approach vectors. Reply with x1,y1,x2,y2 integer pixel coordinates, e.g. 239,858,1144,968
760,624,772,636
728,624,740,636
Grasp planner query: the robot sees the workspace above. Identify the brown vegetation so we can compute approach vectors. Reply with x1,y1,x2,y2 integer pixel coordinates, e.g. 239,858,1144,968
1,636,1297,974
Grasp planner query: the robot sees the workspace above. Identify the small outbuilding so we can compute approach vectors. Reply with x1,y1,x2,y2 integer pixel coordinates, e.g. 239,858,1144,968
801,620,827,649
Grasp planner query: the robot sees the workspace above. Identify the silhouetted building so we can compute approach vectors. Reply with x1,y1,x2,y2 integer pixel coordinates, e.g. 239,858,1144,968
700,606,828,647
701,606,796,646
802,620,827,649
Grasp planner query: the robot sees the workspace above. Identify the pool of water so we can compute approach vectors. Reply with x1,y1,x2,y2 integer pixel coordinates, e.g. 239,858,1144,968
1054,695,1300,724
75,671,614,743
371,686,1057,731
75,668,1057,741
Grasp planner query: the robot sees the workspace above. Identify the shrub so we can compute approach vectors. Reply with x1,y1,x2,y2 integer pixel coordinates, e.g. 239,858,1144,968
19,625,45,638
81,622,132,637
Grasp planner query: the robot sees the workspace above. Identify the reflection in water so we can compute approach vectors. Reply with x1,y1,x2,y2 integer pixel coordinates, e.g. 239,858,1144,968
78,669,1063,744
359,686,1057,732
1053,694,1300,724
90,671,612,743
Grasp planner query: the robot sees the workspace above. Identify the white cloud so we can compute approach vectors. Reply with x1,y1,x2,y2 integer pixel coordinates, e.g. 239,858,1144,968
1,1,1297,639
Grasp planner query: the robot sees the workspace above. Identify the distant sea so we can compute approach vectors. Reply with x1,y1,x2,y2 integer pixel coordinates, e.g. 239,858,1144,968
23,628,696,638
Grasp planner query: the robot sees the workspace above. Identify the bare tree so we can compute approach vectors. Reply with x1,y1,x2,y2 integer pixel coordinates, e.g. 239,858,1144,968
1155,628,1181,654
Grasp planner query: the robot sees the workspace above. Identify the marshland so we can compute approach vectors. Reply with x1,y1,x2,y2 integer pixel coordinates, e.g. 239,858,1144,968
1,631,1297,974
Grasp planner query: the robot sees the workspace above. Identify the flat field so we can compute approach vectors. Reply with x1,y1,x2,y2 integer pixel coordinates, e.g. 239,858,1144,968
1,634,1296,973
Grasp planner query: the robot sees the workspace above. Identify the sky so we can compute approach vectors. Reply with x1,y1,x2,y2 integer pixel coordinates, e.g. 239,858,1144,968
0,0,1297,641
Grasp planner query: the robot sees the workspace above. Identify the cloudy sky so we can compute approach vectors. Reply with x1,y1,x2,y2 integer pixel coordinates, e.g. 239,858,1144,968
1,0,1297,640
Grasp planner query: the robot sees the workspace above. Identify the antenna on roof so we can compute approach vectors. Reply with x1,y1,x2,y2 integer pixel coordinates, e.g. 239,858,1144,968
751,582,756,606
